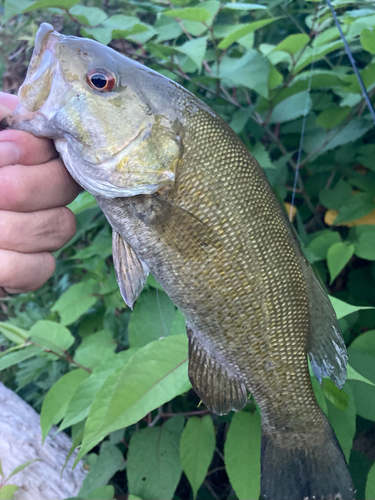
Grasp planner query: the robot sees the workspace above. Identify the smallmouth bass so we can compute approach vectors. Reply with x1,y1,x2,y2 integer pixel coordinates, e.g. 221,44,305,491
11,23,355,500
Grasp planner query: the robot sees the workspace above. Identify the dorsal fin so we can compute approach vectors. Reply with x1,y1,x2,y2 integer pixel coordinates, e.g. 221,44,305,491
112,230,149,310
187,327,248,415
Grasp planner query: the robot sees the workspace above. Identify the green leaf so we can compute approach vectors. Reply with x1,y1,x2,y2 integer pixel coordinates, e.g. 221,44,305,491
308,231,341,261
0,322,29,344
163,7,211,22
218,18,278,50
8,459,41,480
316,107,351,130
269,91,312,123
229,107,254,134
322,378,349,412
274,33,310,55
319,180,352,211
177,37,207,70
349,329,375,357
40,369,90,441
0,458,3,477
347,349,375,421
24,0,80,11
329,296,373,320
224,411,261,500
347,363,375,387
334,193,375,225
355,231,375,260
127,417,184,500
327,385,356,462
252,142,275,169
76,335,190,462
81,27,113,45
366,462,375,499
51,280,98,326
180,416,216,499
4,0,33,19
223,2,268,10
69,5,107,26
86,486,115,500
29,320,74,355
78,444,124,498
74,330,116,369
361,28,375,54
0,485,18,500
327,242,354,283
129,289,177,347
0,346,40,371
68,191,98,215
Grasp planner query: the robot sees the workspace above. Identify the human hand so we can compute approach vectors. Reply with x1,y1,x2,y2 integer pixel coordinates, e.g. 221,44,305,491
0,92,81,297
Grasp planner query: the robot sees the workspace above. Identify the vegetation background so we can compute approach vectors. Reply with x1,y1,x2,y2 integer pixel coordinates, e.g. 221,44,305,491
1,0,375,498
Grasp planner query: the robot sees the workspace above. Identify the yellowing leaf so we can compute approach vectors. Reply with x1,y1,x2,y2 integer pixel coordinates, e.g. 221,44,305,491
325,208,375,227
284,202,297,222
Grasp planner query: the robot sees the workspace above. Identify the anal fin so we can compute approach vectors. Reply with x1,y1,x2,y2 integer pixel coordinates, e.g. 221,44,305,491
112,230,149,310
187,327,247,415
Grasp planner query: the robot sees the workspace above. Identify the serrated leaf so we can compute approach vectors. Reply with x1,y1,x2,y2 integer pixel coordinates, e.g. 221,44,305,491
51,280,98,326
76,335,190,462
0,485,18,500
69,5,107,26
329,296,373,320
361,28,375,55
40,369,90,442
274,33,310,55
316,106,351,130
177,37,207,70
218,18,278,50
252,142,275,169
224,411,261,500
269,91,312,123
163,7,211,22
8,459,41,480
180,416,215,499
0,346,41,371
0,322,29,344
127,417,184,500
327,242,354,283
29,320,74,355
74,330,116,369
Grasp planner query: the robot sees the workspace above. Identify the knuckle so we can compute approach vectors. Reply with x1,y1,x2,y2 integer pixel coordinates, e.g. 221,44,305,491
0,212,12,249
0,166,28,210
52,207,77,249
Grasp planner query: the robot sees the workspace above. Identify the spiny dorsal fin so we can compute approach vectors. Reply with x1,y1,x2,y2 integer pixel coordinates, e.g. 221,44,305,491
303,264,348,389
187,327,247,415
112,230,148,310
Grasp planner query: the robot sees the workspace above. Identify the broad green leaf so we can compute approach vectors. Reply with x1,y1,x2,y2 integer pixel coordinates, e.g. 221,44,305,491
293,41,344,74
224,411,261,500
349,330,375,357
230,107,254,134
51,280,98,326
0,322,29,344
78,444,124,498
223,2,267,10
334,193,375,225
270,91,312,124
0,346,41,371
319,180,352,211
347,363,375,387
354,231,375,260
8,459,41,480
274,33,310,55
0,485,18,500
76,335,190,461
252,142,275,169
4,0,33,19
128,417,184,500
218,18,278,50
360,28,375,54
180,416,216,499
327,242,354,283
177,37,207,70
268,65,283,89
163,7,211,22
81,27,113,45
68,191,98,215
128,289,177,347
308,231,341,261
347,350,375,420
86,486,115,500
312,376,328,415
74,330,116,369
29,320,74,355
170,309,187,336
316,107,351,130
322,379,349,412
327,385,356,462
366,462,375,499
40,369,90,441
69,5,107,26
24,0,80,11
329,296,373,320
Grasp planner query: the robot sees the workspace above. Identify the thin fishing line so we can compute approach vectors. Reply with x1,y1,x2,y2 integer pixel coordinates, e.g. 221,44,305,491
326,0,375,125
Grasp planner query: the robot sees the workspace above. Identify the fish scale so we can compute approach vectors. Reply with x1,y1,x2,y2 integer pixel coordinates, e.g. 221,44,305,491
11,23,355,499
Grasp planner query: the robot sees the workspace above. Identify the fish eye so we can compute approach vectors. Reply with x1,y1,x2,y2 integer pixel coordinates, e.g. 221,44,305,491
86,68,116,92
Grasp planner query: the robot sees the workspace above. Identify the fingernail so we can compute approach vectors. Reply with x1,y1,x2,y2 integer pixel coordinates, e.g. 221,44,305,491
0,141,20,167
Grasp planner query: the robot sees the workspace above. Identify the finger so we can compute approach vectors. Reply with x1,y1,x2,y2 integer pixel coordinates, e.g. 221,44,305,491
0,207,76,253
0,158,81,212
0,92,18,118
0,130,57,167
0,249,56,292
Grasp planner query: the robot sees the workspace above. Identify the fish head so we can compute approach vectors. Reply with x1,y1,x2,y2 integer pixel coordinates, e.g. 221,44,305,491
12,23,183,198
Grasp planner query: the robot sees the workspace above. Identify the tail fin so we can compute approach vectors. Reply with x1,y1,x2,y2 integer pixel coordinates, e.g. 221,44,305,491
260,419,355,500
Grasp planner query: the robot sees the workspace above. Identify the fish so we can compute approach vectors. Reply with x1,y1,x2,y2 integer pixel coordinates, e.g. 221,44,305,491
11,22,355,500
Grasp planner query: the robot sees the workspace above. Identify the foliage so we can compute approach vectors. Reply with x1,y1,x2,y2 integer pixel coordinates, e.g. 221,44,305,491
0,457,41,499
1,0,375,498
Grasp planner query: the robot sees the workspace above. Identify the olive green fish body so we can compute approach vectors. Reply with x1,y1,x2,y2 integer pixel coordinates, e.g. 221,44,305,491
12,24,354,499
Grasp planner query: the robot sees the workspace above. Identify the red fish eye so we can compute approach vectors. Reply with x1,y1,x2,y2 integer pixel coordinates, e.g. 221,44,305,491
87,68,116,92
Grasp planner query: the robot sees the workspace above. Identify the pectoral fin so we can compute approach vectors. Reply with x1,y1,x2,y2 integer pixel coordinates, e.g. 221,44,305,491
187,326,247,415
112,230,149,309
304,264,348,389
